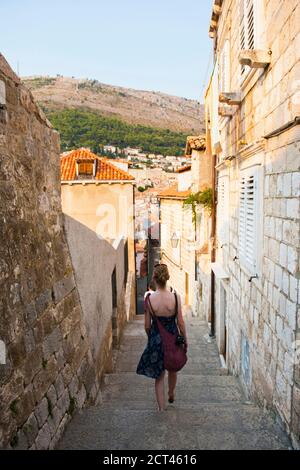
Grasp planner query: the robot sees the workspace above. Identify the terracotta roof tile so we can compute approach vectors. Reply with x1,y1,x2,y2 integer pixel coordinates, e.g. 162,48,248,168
60,148,135,182
158,185,191,199
185,135,206,155
176,165,192,173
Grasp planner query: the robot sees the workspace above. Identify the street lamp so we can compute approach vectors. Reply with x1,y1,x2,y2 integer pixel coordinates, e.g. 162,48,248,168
171,232,180,249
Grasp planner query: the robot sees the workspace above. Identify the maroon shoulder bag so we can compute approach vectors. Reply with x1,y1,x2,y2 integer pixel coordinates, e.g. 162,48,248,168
146,293,187,373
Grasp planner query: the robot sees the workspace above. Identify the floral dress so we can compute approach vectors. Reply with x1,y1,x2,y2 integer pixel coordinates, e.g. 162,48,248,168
136,314,177,379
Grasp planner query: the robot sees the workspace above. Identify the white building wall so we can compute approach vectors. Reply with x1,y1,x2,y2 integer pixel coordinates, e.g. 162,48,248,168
160,199,196,311
207,0,300,445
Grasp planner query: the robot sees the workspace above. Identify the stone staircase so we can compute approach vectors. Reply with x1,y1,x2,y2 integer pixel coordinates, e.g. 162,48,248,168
57,317,291,450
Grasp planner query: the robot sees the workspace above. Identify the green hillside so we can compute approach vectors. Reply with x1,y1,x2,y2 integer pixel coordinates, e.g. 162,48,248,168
46,108,188,156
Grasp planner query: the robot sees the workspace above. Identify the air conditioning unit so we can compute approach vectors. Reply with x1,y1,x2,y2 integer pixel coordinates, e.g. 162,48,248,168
239,50,272,69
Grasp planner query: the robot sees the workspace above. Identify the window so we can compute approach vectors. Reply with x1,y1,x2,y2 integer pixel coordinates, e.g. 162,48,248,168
217,175,229,245
238,166,261,273
219,40,230,93
240,0,256,78
78,162,93,175
76,159,96,178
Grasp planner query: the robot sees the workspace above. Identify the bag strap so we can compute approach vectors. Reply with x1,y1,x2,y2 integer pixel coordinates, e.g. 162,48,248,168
174,292,178,317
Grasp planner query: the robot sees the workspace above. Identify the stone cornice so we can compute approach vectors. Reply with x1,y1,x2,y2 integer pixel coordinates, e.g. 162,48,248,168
237,139,266,160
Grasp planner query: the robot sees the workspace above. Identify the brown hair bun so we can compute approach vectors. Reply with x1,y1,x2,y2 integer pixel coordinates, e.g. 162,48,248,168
153,264,170,287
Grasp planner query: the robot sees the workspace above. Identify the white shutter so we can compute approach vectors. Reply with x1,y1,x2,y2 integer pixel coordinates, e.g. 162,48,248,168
240,0,256,78
240,0,246,76
239,168,259,271
224,40,230,92
217,176,229,245
220,49,225,93
220,40,230,93
247,0,255,50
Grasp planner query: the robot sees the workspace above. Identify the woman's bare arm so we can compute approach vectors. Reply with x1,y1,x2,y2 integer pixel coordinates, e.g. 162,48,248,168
144,300,151,336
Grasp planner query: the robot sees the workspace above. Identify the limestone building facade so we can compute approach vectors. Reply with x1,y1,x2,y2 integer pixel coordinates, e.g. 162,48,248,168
158,136,212,315
205,0,300,446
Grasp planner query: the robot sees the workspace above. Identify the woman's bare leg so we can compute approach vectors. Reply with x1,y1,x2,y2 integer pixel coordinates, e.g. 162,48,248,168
168,372,177,401
155,371,165,411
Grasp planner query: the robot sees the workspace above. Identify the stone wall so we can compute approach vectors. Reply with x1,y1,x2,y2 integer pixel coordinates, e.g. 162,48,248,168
0,55,132,450
206,0,300,446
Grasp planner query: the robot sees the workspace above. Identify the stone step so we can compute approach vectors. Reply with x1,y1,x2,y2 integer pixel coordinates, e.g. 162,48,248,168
57,315,291,451
104,372,239,387
101,373,244,404
115,349,222,362
57,403,290,450
114,360,225,375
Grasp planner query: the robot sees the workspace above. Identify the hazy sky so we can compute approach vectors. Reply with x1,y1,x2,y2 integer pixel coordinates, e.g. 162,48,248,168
1,0,213,100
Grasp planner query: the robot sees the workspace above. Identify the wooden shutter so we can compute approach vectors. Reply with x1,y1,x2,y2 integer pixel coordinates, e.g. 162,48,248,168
239,168,259,270
78,162,93,175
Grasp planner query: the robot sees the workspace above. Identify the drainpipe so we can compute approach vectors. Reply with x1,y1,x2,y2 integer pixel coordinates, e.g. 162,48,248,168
210,153,217,337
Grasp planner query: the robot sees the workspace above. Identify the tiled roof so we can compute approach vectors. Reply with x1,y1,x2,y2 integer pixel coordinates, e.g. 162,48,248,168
0,53,20,83
107,158,133,166
185,135,206,155
60,148,135,182
176,165,192,173
158,185,191,199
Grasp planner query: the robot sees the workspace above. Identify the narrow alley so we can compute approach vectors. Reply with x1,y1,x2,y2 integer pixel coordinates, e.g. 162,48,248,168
58,315,291,450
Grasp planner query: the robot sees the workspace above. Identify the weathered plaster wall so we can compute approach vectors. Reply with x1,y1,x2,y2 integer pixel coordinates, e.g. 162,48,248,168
61,183,135,273
63,216,133,377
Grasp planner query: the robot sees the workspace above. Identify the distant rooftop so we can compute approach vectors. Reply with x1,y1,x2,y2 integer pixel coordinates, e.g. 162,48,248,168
176,165,192,173
185,135,206,155
158,184,191,199
60,148,135,182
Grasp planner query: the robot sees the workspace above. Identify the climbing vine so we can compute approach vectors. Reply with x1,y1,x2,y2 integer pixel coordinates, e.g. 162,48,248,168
183,188,213,227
